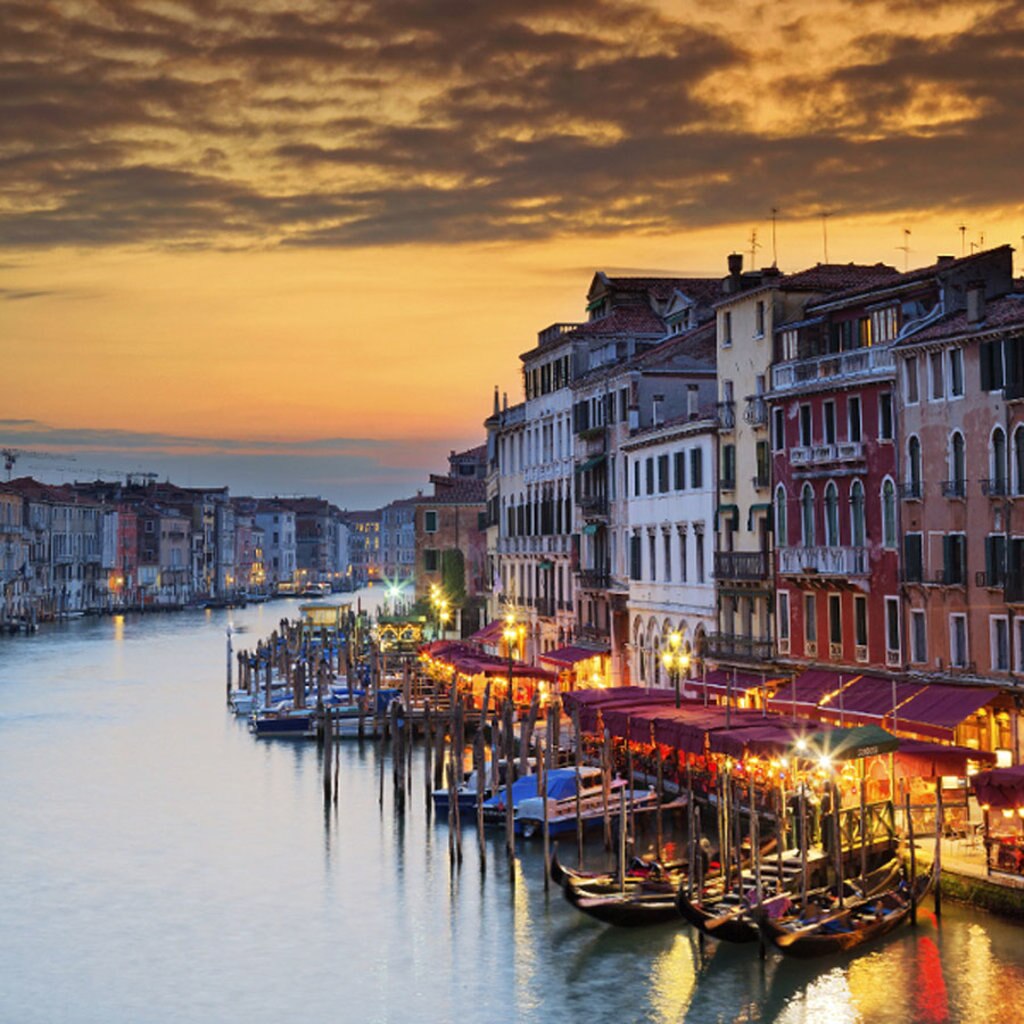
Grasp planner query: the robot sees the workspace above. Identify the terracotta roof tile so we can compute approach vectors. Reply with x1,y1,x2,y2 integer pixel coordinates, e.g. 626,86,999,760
897,294,1024,345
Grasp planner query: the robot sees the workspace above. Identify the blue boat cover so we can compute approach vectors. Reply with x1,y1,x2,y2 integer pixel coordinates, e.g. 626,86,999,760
481,767,588,808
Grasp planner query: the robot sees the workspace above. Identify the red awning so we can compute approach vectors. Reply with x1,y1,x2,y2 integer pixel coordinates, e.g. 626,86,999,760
767,669,847,714
895,740,997,778
699,669,784,697
973,764,1024,809
886,684,999,740
466,620,506,645
708,723,807,759
538,645,608,668
817,675,925,723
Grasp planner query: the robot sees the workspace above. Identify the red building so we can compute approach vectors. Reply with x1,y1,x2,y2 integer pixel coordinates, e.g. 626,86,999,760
770,265,906,671
114,506,138,607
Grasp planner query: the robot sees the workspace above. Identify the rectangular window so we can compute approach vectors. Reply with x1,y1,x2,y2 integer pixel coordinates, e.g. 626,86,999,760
424,510,438,533
985,535,1007,586
755,300,765,336
804,593,817,645
854,595,868,647
772,407,785,451
980,340,1004,392
1017,620,1024,673
629,533,641,581
930,352,944,401
847,396,862,443
679,529,688,582
695,531,705,584
949,348,964,397
721,445,736,488
991,616,1010,672
885,596,901,660
823,401,836,445
905,357,919,404
722,310,732,346
674,451,686,490
634,460,641,497
690,449,703,489
663,533,672,582
646,458,655,495
904,534,923,582
687,385,699,419
648,533,657,582
950,614,968,668
829,594,842,646
657,454,670,493
778,591,790,641
879,392,894,440
943,534,967,585
424,549,439,572
911,610,927,664
799,405,812,447
755,441,770,487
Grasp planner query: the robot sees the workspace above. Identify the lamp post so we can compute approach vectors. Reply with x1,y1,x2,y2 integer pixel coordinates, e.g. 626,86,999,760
661,631,692,709
502,611,526,704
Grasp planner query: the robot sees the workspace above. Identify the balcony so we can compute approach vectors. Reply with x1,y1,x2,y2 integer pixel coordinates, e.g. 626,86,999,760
751,473,770,491
538,321,583,346
941,479,967,499
771,346,895,392
578,494,608,518
777,545,869,576
899,481,922,501
744,396,768,427
706,633,774,663
720,476,736,492
976,568,1006,589
789,442,864,467
714,550,770,580
577,570,611,590
717,401,736,430
980,478,1008,497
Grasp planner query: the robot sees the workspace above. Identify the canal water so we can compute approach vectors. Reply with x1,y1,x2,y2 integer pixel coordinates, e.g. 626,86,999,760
1,594,1022,1024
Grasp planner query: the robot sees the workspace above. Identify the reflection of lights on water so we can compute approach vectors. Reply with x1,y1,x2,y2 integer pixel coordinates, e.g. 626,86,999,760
647,934,698,1023
113,614,124,643
776,967,859,1024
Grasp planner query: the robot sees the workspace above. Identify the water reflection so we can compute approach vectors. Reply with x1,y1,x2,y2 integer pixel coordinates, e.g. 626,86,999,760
1,600,1024,1024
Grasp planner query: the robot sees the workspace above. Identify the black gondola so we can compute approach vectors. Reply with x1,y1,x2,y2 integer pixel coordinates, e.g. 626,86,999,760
562,881,682,927
549,847,685,897
758,863,935,958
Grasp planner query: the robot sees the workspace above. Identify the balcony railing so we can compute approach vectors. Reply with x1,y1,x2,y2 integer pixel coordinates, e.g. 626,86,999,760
790,443,864,467
744,396,768,426
777,545,869,576
981,478,1008,497
578,494,608,517
941,479,967,499
720,476,736,491
976,568,1006,588
706,633,774,662
717,401,736,430
577,570,610,590
714,551,770,580
899,481,922,500
752,473,770,490
771,346,895,391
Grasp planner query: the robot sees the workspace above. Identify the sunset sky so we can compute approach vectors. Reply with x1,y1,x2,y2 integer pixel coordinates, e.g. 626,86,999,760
3,0,1024,507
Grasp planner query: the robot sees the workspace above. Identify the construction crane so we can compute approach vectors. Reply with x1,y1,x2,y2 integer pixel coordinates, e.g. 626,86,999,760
2,448,75,481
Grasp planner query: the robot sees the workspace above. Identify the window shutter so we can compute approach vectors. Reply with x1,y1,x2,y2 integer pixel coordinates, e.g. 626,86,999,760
980,343,993,392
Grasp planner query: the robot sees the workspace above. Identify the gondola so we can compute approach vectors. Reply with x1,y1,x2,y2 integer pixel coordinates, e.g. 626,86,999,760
562,881,682,927
676,853,902,945
758,863,935,959
549,847,685,897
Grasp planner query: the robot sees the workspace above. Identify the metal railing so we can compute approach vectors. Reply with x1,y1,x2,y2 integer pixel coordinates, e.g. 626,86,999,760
714,551,770,580
899,481,922,500
777,545,869,576
941,479,967,499
717,401,735,430
771,346,895,391
981,478,1008,497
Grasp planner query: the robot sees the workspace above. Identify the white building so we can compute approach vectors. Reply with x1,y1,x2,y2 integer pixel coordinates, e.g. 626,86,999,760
255,503,297,586
621,419,717,687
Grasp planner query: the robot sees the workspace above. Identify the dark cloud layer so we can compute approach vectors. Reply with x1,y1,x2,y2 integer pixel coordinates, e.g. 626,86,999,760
1,0,1021,250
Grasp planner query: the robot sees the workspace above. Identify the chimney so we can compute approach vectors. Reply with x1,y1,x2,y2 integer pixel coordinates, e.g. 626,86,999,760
493,385,500,416
724,252,743,294
966,280,986,324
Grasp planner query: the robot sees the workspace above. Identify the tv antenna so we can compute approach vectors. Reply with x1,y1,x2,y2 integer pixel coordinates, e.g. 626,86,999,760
749,227,761,270
770,207,779,267
821,212,831,263
897,228,912,271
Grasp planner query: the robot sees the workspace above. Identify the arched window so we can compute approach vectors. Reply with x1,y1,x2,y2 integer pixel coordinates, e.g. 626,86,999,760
993,427,1008,492
824,482,839,546
881,477,896,548
950,431,966,495
850,479,866,547
775,485,788,547
908,435,922,497
801,484,815,547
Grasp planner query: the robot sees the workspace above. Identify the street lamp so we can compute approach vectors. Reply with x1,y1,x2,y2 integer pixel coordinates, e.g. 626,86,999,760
503,611,526,703
661,630,692,709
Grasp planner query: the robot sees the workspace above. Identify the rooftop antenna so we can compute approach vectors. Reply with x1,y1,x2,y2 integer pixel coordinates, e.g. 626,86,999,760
897,228,912,271
959,224,967,257
749,227,761,270
771,207,779,267
821,212,830,263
